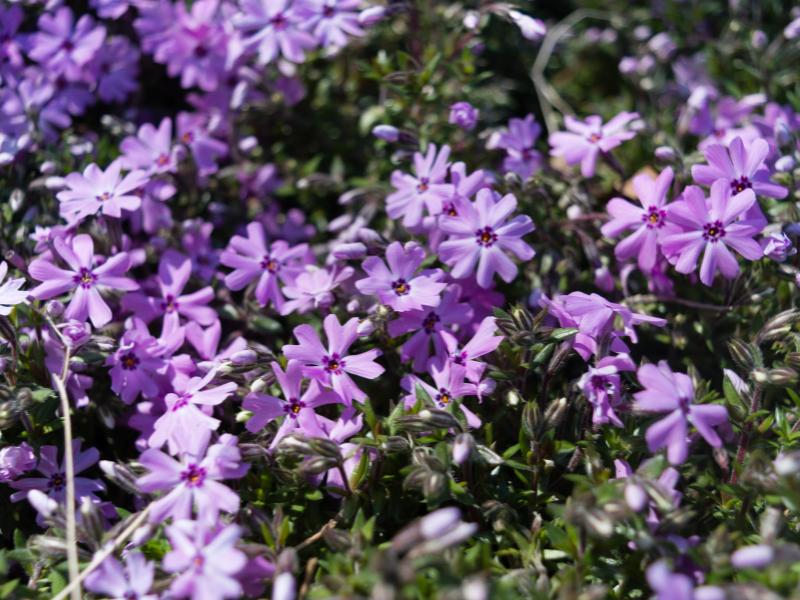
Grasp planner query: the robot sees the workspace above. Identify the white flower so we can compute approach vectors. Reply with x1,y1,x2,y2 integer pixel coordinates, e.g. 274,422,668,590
0,261,27,316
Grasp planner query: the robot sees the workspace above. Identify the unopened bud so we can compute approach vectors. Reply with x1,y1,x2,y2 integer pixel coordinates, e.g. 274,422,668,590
654,146,677,162
45,300,65,318
372,124,399,142
452,433,474,465
357,319,375,337
418,409,461,430
332,242,367,260
358,5,386,26
230,349,257,366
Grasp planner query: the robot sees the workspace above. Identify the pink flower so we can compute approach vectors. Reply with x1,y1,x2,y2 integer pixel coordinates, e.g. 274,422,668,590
548,112,639,177
601,167,680,271
120,117,180,175
662,181,763,286
280,265,353,315
401,362,481,428
29,234,138,328
283,314,384,405
438,189,535,288
57,159,149,224
387,144,454,228
355,242,446,312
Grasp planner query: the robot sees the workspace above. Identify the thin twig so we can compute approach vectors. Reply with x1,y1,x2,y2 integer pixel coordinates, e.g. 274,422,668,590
729,385,763,485
623,294,734,313
531,9,609,135
295,519,337,552
51,506,152,600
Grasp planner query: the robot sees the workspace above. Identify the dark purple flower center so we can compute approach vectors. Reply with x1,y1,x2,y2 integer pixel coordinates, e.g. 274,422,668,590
95,191,112,202
416,177,430,193
703,220,726,242
194,44,208,58
161,294,179,313
588,132,602,143
730,176,752,194
392,278,410,296
120,352,139,371
642,205,666,229
260,255,280,273
475,226,498,247
271,13,288,30
48,472,65,491
436,387,453,406
322,5,335,17
422,312,440,333
181,464,206,487
521,147,535,161
181,131,195,144
73,268,97,289
678,396,691,414
285,397,305,417
443,202,458,217
324,353,346,374
452,351,468,365
156,153,170,167
590,375,613,392
61,40,74,52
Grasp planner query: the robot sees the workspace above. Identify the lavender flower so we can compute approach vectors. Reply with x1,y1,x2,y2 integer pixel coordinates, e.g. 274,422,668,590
486,114,542,179
634,362,729,464
138,435,247,523
234,0,317,64
84,552,156,600
163,520,247,599
439,189,535,288
0,261,27,315
0,443,36,482
57,160,148,224
29,234,139,328
280,265,354,315
297,0,365,49
578,354,636,427
106,319,171,404
221,222,308,310
662,181,763,286
401,362,481,427
601,167,679,271
387,144,454,228
120,117,180,175
355,242,446,311
27,8,106,82
548,112,639,177
283,314,385,404
761,232,796,262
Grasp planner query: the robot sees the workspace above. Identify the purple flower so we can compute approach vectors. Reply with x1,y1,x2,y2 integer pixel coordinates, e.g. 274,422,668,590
85,552,156,600
220,222,309,309
181,220,220,282
177,112,228,177
508,10,546,41
0,261,26,316
163,521,246,600
297,0,365,49
355,242,446,312
613,459,681,524
10,440,104,504
138,435,247,523
121,118,180,175
243,360,340,447
441,316,503,384
90,36,140,104
57,160,148,224
761,232,796,262
401,362,481,428
29,234,139,328
234,0,317,64
634,361,729,465
692,135,787,208
548,112,639,177
122,249,216,336
149,369,238,455
387,144,454,228
486,114,542,179
0,443,36,482
280,265,353,315
439,189,535,288
388,285,474,372
27,8,106,82
662,182,763,286
449,102,479,131
578,354,636,427
283,314,384,405
601,167,679,271
730,545,775,570
106,319,172,404
646,560,696,600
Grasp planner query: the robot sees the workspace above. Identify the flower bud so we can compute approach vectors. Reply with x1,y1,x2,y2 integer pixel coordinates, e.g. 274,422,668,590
774,451,800,475
358,6,385,26
332,242,367,260
624,481,648,512
372,125,399,142
654,146,677,162
356,319,375,337
418,409,462,430
775,155,795,172
731,544,775,569
45,300,65,318
751,30,768,49
28,490,58,519
230,349,257,366
452,433,474,465
62,320,91,348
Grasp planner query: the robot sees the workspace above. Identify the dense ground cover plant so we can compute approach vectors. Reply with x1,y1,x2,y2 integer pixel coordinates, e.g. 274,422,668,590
2,0,800,598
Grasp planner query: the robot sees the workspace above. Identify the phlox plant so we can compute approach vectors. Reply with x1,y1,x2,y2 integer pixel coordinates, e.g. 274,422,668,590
2,1,800,600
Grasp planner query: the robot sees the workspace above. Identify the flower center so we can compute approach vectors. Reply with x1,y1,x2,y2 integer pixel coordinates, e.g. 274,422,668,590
642,206,666,229
181,131,194,144
73,268,96,289
324,353,346,374
416,178,429,193
285,398,305,417
392,278,410,296
443,202,458,217
322,5,335,17
588,132,602,143
95,191,112,202
172,393,192,411
730,176,752,194
452,351,467,365
161,294,179,313
181,464,206,487
703,220,726,242
436,388,452,406
261,255,280,273
590,375,613,392
422,312,440,333
49,472,65,491
475,226,498,247
193,555,205,571
120,352,139,370
271,13,288,30
156,153,170,167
